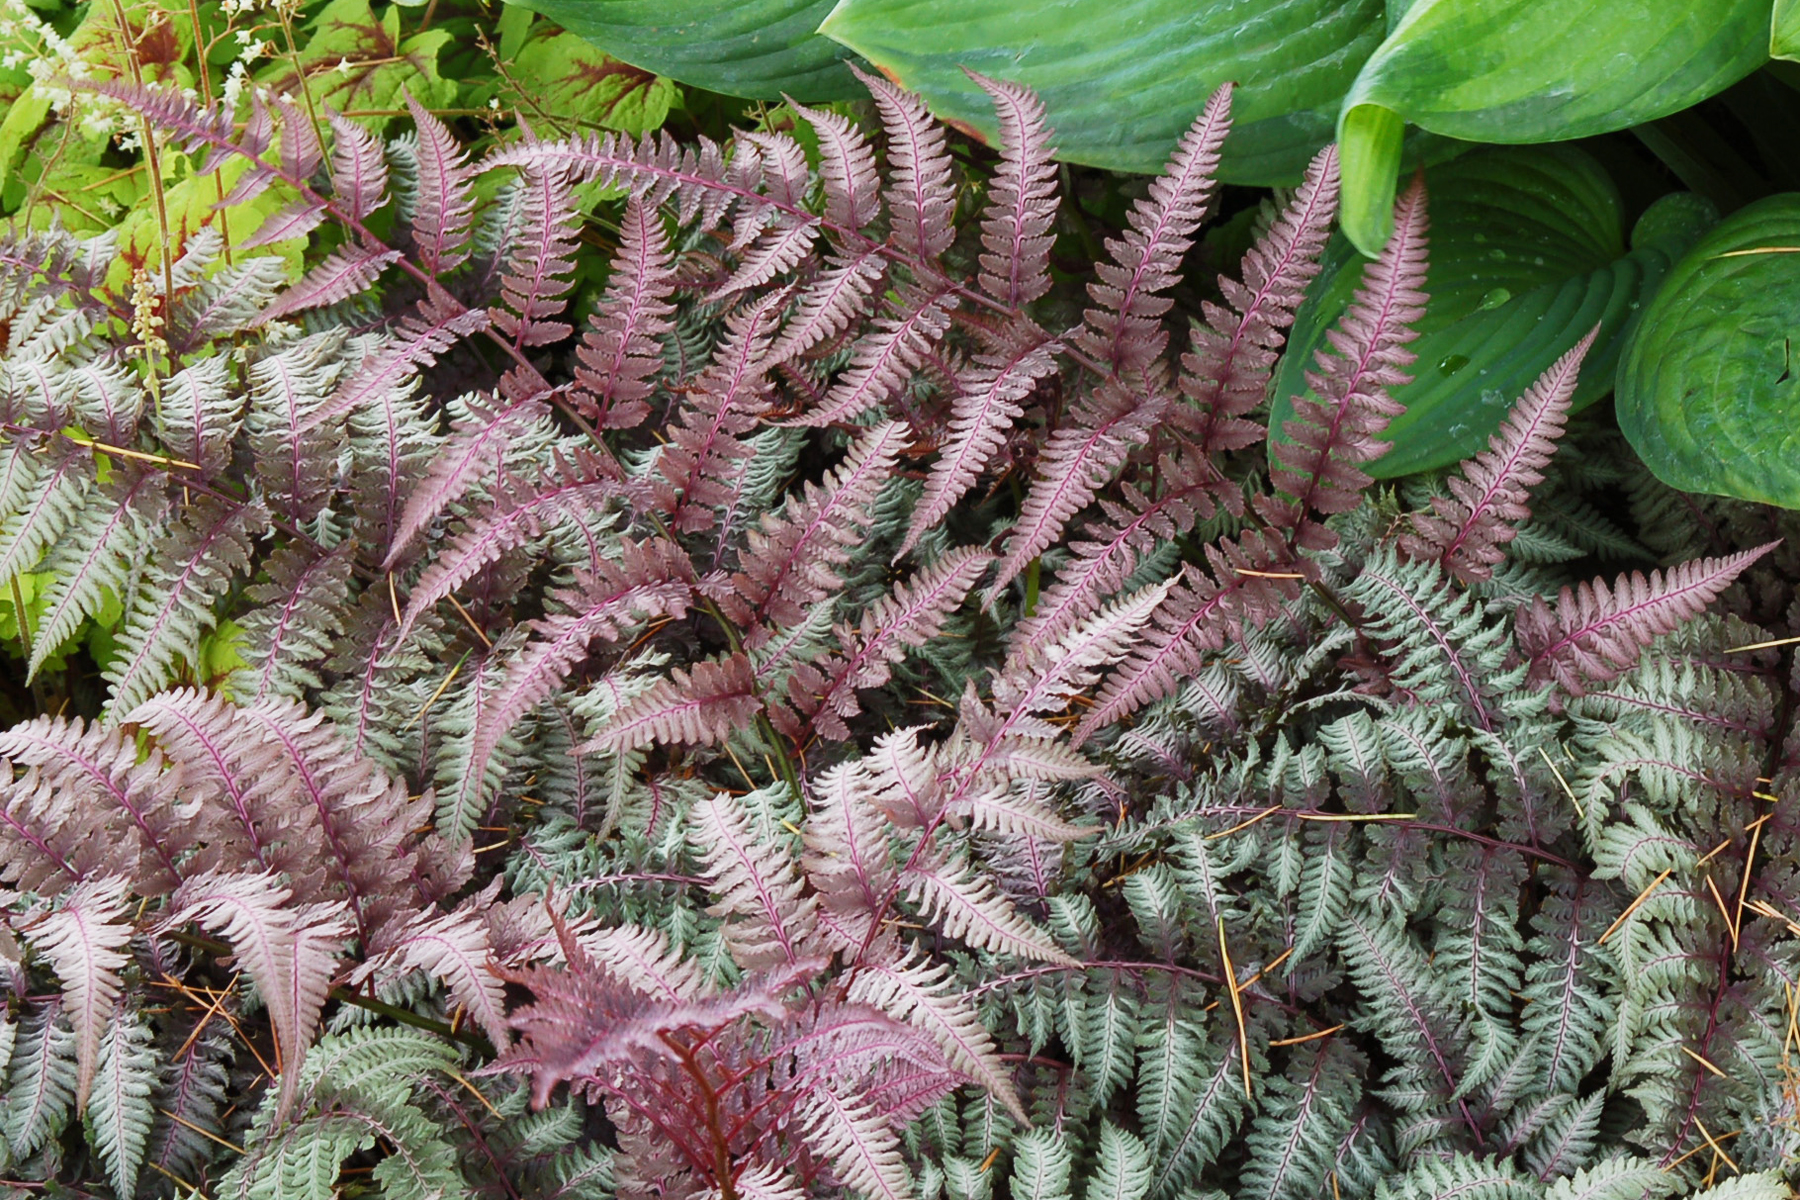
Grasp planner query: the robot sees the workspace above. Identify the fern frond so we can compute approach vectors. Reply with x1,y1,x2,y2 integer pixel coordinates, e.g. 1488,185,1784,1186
405,91,476,274
166,870,352,1123
904,849,1074,965
1402,330,1593,581
971,71,1058,309
904,319,1059,555
723,420,906,640
27,875,132,1108
1179,143,1339,453
588,652,759,753
89,1006,157,1196
795,283,954,428
855,64,955,261
1074,85,1230,378
1260,175,1428,542
27,467,165,680
572,197,676,428
494,164,583,347
691,790,818,969
260,244,402,324
103,496,267,716
1517,543,1777,693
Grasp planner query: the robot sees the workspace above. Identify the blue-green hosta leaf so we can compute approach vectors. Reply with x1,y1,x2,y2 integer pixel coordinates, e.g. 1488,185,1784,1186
818,0,1386,183
1617,193,1800,507
509,0,861,100
1336,0,1767,252
1271,147,1706,477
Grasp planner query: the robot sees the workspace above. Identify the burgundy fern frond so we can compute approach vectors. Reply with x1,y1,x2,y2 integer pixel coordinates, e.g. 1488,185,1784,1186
1073,528,1300,742
902,319,1060,556
655,290,787,531
1074,85,1232,379
327,110,390,222
793,283,954,428
397,450,617,635
404,91,476,274
571,197,677,428
1259,174,1428,546
354,900,509,1047
793,101,881,232
854,64,955,262
587,652,761,753
1517,543,1778,694
459,540,695,821
971,71,1059,309
722,421,907,642
258,244,402,325
766,249,887,369
1401,329,1595,582
990,378,1162,591
493,165,583,347
781,547,992,741
1179,143,1340,456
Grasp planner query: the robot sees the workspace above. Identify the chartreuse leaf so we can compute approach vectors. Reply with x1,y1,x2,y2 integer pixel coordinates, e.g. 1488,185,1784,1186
256,0,457,123
1779,0,1800,58
499,30,678,134
1271,146,1709,477
1616,193,1800,507
507,0,860,101
818,0,1386,183
1338,0,1768,253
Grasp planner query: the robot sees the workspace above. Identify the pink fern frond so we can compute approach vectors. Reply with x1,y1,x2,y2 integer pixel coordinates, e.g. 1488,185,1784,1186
257,244,401,325
990,379,1163,591
904,849,1075,965
1517,543,1778,694
766,249,887,368
27,875,132,1109
1260,173,1428,542
1401,328,1595,581
901,319,1059,556
970,71,1059,309
326,110,389,223
691,790,819,970
792,100,882,232
853,65,955,262
1075,85,1232,379
302,293,490,434
571,197,677,428
383,393,551,570
404,91,476,273
586,652,761,753
793,284,954,428
493,165,583,347
723,421,908,641
1179,143,1340,452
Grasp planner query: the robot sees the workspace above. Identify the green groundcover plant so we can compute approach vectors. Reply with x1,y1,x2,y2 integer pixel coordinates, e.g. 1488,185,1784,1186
0,19,1799,1200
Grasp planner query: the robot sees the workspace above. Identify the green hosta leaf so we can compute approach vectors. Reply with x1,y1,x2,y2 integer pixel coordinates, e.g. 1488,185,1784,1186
1270,147,1703,477
1338,0,1768,252
1616,193,1800,507
509,0,860,100
818,0,1386,183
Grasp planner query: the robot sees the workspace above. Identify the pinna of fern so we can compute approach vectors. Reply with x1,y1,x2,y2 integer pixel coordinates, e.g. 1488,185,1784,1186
0,62,1796,1200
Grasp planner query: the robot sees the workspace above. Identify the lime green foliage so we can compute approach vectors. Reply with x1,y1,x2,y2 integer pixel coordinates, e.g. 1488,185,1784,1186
1618,194,1800,505
818,0,1385,183
1271,146,1709,476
